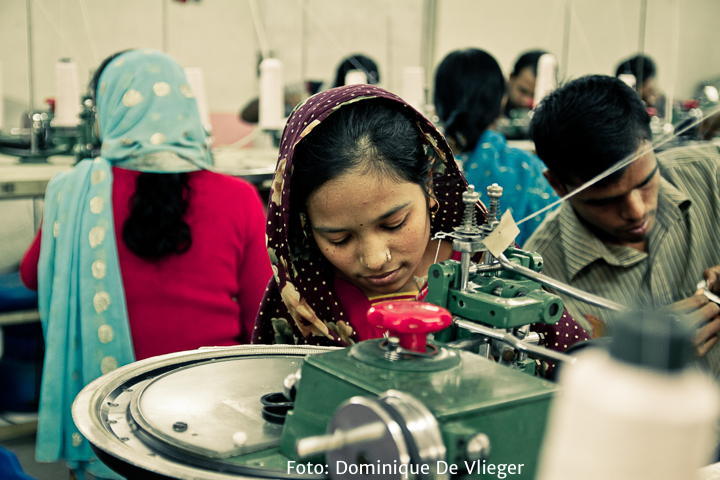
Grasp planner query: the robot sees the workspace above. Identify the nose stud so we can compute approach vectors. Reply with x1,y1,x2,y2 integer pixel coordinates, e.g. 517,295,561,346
360,249,392,268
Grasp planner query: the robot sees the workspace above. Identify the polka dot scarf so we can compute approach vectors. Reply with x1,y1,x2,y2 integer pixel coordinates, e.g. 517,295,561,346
96,49,212,171
35,50,210,477
253,84,485,346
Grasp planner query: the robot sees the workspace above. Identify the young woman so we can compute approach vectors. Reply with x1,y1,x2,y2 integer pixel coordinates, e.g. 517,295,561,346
21,49,271,478
252,84,587,354
434,48,558,245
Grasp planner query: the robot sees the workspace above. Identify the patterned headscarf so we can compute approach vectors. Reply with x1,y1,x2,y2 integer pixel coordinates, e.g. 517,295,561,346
97,49,212,170
36,49,210,477
253,85,486,346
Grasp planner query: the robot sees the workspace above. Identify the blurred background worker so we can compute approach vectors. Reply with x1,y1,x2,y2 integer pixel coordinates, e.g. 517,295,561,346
434,48,558,245
505,49,551,117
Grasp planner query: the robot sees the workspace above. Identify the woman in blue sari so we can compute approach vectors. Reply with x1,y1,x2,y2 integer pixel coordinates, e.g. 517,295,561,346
434,48,558,246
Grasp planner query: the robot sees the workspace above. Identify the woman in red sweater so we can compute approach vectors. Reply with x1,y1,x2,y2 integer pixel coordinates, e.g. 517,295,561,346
21,49,271,478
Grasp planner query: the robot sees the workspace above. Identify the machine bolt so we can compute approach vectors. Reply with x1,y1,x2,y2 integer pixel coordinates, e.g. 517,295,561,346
466,433,491,461
461,185,481,231
486,183,503,199
384,336,401,361
485,183,504,228
172,421,188,432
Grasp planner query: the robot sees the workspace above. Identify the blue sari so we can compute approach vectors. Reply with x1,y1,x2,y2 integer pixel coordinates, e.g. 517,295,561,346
36,49,212,478
460,130,558,246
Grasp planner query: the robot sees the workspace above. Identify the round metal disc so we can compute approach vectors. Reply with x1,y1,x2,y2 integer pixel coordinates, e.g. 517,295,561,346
326,396,411,480
131,357,299,458
381,390,447,480
73,345,337,480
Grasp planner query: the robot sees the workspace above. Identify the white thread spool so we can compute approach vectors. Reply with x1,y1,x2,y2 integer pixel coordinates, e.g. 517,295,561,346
401,66,425,111
259,58,284,131
537,324,720,480
344,70,368,86
184,67,212,133
532,54,557,108
704,85,719,103
618,73,637,89
53,59,81,127
0,61,4,130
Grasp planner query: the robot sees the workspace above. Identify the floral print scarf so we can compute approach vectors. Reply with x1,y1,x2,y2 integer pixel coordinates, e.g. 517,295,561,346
252,85,482,346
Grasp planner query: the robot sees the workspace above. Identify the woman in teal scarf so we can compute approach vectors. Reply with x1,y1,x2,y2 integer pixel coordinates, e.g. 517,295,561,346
34,49,215,479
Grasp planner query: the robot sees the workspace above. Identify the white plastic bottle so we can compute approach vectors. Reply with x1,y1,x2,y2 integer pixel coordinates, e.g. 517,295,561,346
537,312,720,480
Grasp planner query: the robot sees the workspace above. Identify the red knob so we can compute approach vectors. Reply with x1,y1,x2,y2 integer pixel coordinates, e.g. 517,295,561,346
367,301,452,353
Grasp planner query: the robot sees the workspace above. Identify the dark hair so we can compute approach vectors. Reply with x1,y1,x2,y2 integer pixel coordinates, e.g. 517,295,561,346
122,173,192,259
434,49,506,152
290,99,433,250
92,50,193,260
615,54,657,86
511,50,548,77
530,75,652,184
332,54,380,88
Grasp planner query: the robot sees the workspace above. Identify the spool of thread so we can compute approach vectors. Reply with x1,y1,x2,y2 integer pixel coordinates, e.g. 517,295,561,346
703,85,719,103
53,59,81,127
259,58,284,131
532,54,557,108
184,67,212,133
0,61,4,130
401,66,425,111
537,314,720,480
344,70,368,86
618,73,637,89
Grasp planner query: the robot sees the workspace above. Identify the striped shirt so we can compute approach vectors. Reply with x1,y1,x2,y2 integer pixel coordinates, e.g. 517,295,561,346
525,144,720,337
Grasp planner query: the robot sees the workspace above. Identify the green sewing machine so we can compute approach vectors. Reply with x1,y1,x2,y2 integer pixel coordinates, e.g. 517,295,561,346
280,302,558,479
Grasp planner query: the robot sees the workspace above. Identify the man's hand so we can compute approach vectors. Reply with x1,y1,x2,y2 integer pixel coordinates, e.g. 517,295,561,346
703,265,720,293
669,293,720,357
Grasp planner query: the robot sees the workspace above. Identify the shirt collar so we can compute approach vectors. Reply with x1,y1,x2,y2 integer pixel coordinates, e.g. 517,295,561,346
557,177,690,280
557,204,645,280
655,176,691,228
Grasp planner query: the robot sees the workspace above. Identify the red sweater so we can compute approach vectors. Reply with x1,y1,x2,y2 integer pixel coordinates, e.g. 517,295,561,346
21,167,272,360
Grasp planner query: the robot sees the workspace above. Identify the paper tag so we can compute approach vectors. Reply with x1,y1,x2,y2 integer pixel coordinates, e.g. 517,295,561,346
483,211,520,257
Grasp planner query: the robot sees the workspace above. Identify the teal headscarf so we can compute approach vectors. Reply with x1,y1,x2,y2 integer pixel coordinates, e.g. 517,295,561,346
36,49,212,478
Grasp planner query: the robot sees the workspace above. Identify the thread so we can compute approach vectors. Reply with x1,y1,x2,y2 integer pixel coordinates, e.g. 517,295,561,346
183,67,212,133
0,61,4,130
401,66,425,111
259,58,284,130
537,348,720,480
53,59,81,127
533,54,557,108
344,70,368,86
618,73,637,89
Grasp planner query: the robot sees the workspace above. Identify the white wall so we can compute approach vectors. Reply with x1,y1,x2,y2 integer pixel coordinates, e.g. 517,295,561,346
0,0,424,128
0,0,717,129
435,0,719,100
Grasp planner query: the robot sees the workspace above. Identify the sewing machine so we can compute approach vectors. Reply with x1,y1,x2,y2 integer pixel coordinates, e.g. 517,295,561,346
72,184,624,479
0,94,95,164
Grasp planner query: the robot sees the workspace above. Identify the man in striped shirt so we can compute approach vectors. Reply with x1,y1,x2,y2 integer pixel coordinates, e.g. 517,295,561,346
525,75,720,366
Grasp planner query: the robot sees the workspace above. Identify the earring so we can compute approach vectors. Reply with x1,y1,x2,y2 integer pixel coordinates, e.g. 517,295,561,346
299,212,310,240
430,200,440,221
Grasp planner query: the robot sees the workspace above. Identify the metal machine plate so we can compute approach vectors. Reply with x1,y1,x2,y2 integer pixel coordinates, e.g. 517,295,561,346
73,345,337,480
131,357,300,458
